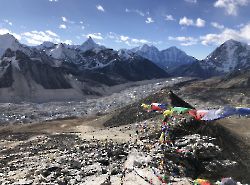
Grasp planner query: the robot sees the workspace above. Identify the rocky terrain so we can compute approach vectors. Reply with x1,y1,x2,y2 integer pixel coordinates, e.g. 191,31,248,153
0,77,189,125
0,33,250,184
0,77,249,184
0,115,249,184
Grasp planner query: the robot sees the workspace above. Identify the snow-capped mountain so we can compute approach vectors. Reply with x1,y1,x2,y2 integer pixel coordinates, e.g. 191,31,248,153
46,43,82,64
78,37,104,52
0,49,85,102
1,33,250,102
35,37,169,78
131,44,161,65
35,41,55,50
89,49,169,84
0,34,169,102
201,39,250,74
36,37,106,66
0,33,32,57
131,44,196,69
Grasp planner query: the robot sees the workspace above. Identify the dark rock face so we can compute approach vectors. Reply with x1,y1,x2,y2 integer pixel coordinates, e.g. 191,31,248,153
169,61,213,78
78,48,170,84
95,56,169,82
23,60,72,89
1,50,72,89
1,48,15,58
80,49,117,69
0,61,13,88
0,49,15,88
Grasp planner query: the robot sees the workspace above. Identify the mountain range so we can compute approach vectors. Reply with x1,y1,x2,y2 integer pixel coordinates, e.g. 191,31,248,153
0,33,249,102
131,44,196,70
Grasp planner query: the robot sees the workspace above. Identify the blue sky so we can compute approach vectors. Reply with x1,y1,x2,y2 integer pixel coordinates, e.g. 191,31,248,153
0,0,250,59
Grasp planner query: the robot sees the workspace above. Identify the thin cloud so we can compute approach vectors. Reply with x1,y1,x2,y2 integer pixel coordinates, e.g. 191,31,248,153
61,16,74,24
214,0,249,16
179,17,194,26
96,5,105,12
179,17,205,27
120,35,129,41
145,17,154,24
21,30,61,45
165,15,175,21
0,28,21,40
196,18,205,27
211,22,225,29
3,19,12,26
131,38,150,44
200,23,250,45
84,33,103,40
168,36,198,46
184,0,197,3
125,8,145,17
64,40,73,45
59,24,67,29
45,30,58,37
106,32,160,46
62,16,67,22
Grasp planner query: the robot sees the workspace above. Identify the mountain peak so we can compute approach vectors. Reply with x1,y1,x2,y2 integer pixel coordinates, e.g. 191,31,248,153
141,43,150,48
84,36,97,46
224,39,238,43
165,46,183,52
79,37,99,52
0,33,19,46
163,46,187,55
167,46,178,50
0,33,22,57
0,33,16,39
132,44,195,69
137,44,159,53
141,43,156,48
41,41,55,48
222,39,243,47
87,36,94,42
203,39,250,73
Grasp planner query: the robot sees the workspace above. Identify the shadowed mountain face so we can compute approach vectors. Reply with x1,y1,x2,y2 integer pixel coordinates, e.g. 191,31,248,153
17,52,72,89
168,61,210,78
0,49,71,89
86,50,170,83
0,61,13,88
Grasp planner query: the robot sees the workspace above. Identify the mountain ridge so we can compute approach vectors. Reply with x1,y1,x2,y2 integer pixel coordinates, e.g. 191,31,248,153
130,44,196,70
0,34,170,102
0,33,249,102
